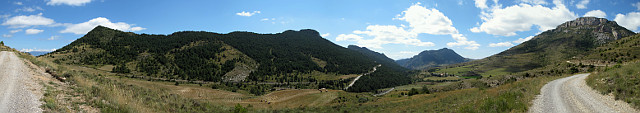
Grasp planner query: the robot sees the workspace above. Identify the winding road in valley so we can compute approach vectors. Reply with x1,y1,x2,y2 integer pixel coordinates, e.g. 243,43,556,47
530,73,638,113
0,51,43,113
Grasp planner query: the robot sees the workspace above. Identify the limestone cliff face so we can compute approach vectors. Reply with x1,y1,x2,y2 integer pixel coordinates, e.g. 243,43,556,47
555,17,635,45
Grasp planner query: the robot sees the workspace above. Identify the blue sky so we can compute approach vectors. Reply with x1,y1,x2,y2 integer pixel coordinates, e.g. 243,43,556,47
1,0,639,60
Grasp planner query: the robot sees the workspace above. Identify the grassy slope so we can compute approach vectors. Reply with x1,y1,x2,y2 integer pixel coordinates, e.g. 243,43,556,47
587,62,640,109
269,74,569,112
435,18,635,77
584,34,640,110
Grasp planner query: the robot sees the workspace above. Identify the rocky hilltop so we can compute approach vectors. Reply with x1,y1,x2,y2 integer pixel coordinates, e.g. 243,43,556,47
555,17,634,44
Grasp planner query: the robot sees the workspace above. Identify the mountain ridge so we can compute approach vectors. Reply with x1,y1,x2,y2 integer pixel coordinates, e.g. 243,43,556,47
396,48,470,70
437,17,636,76
45,26,410,93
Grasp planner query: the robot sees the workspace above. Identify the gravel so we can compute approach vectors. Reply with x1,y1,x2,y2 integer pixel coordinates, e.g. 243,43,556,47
0,51,43,113
530,73,639,113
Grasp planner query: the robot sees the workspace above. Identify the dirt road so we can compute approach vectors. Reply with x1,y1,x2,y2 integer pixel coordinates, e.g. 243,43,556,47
0,51,42,113
530,73,638,113
344,64,381,90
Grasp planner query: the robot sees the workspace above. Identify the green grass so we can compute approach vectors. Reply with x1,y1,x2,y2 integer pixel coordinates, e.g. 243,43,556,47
265,74,569,112
480,68,511,77
434,65,474,75
67,70,231,113
423,76,460,81
41,81,67,112
586,62,640,109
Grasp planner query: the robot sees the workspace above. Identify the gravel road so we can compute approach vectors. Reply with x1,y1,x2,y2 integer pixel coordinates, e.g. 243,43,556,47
530,73,638,113
0,51,43,113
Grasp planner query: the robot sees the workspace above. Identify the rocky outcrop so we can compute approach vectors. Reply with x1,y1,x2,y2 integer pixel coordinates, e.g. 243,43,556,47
554,17,635,45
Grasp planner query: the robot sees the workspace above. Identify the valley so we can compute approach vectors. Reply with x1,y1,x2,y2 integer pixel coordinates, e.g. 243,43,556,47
1,16,640,113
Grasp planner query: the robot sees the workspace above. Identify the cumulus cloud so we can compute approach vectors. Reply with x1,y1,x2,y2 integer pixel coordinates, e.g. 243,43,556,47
489,41,515,47
321,33,330,37
395,3,458,35
47,0,92,6
583,10,606,18
513,36,534,43
337,3,479,50
470,1,577,36
2,13,55,28
576,0,589,9
236,11,261,17
474,0,489,9
614,12,640,31
25,29,44,35
14,2,23,5
61,17,146,34
446,34,480,50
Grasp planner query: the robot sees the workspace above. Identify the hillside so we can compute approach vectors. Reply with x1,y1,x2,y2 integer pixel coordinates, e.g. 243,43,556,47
437,17,636,76
347,45,407,71
396,48,470,70
43,26,409,92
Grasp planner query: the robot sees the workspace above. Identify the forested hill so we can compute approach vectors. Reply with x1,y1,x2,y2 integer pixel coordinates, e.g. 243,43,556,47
347,45,407,71
395,48,469,70
46,26,409,92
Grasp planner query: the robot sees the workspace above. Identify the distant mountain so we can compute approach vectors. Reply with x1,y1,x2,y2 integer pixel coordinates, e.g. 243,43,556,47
395,48,470,70
440,17,636,76
347,45,407,71
44,26,410,92
27,51,50,56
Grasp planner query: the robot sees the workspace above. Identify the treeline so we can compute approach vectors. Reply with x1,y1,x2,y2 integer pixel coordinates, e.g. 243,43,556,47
347,66,411,92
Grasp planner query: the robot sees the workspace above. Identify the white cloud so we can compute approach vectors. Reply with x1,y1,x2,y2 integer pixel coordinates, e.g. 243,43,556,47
14,2,23,5
10,29,22,34
583,10,606,18
321,33,330,37
47,36,60,40
395,3,458,35
513,36,534,43
489,41,515,47
633,2,640,11
351,25,435,48
61,17,146,34
576,0,589,9
20,48,56,52
236,11,261,17
336,34,363,41
2,13,55,28
47,0,92,6
446,34,480,50
519,0,548,5
614,12,640,31
25,29,44,35
474,0,489,9
16,6,43,12
338,3,479,50
471,2,577,36
2,34,12,38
